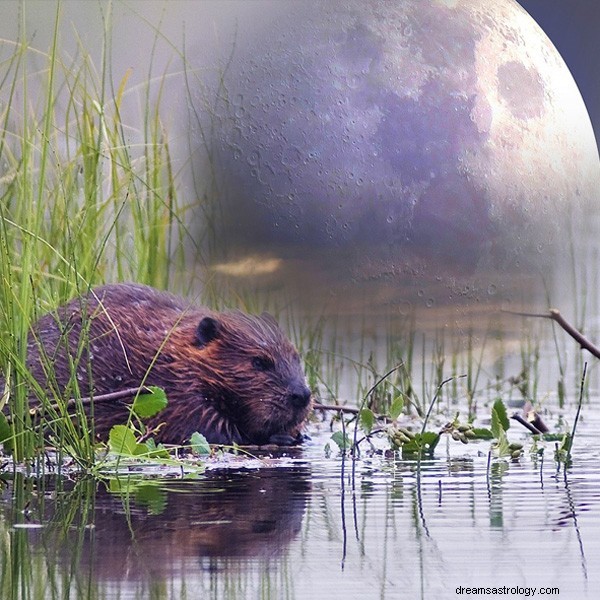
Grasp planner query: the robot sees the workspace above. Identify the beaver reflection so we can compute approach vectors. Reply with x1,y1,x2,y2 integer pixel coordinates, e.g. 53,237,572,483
84,466,311,579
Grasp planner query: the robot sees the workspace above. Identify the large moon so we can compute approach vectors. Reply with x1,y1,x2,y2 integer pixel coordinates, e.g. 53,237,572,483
209,0,599,313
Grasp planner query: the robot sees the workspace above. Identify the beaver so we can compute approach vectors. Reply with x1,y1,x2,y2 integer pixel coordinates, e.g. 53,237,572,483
20,283,312,445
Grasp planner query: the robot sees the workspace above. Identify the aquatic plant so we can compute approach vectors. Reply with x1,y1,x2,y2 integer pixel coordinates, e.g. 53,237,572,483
0,4,193,465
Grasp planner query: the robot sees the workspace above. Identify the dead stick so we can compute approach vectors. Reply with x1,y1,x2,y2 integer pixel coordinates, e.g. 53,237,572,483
510,412,543,435
313,402,360,415
502,308,600,359
313,402,388,421
30,386,152,416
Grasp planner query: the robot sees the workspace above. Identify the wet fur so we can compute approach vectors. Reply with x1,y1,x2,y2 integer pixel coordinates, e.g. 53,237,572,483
20,283,312,445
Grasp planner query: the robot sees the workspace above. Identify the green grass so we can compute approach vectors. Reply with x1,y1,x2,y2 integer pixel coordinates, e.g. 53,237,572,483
0,4,193,464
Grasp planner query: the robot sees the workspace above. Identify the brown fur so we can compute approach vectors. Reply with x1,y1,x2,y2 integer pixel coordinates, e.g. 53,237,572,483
21,283,312,445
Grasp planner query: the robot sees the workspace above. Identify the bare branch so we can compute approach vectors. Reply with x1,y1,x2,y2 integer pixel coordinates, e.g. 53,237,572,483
502,308,600,359
313,402,360,415
510,412,544,435
28,386,152,417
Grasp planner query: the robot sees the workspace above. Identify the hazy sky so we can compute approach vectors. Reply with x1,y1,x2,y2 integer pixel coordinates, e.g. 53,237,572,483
1,0,597,313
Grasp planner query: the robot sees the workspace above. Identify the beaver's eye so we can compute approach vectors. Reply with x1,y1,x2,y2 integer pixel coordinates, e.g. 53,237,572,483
252,356,274,371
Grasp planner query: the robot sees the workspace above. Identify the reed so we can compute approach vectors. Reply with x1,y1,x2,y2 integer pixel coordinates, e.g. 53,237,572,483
0,4,191,464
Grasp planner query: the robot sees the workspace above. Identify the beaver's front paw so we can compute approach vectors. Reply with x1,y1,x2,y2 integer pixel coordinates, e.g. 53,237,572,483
268,433,299,446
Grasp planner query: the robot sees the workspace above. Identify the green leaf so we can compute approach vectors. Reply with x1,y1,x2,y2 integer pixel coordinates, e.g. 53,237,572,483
491,399,510,438
542,433,564,442
558,432,572,454
360,408,375,434
470,427,494,440
0,412,11,441
133,442,152,456
109,425,139,455
490,400,511,457
145,437,158,451
331,430,351,450
143,438,171,459
190,432,211,455
389,395,404,420
109,425,170,458
401,431,440,457
132,386,168,418
494,430,511,457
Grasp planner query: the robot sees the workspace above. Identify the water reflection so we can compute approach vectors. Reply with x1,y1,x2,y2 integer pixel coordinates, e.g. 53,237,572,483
1,439,600,598
0,465,310,591
90,467,311,578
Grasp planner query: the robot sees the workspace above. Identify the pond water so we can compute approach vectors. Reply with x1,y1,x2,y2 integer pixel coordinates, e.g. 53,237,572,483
2,417,599,599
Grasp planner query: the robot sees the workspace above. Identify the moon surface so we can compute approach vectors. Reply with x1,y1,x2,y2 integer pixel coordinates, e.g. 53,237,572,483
210,0,599,311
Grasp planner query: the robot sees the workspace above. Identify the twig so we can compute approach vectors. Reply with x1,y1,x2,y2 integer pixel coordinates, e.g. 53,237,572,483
353,427,387,447
29,386,152,416
313,402,388,421
3,386,153,425
502,308,600,359
510,412,543,435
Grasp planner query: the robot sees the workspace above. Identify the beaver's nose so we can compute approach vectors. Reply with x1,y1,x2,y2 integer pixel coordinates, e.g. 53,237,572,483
289,384,312,409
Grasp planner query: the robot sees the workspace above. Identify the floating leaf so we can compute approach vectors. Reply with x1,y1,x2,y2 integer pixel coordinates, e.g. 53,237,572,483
389,395,404,420
360,408,375,434
190,432,211,455
143,438,170,459
132,387,168,418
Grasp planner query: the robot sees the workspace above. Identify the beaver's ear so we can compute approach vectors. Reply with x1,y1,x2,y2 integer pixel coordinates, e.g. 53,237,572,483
195,316,220,347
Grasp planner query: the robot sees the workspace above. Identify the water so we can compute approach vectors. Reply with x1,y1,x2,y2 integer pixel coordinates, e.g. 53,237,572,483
2,420,599,599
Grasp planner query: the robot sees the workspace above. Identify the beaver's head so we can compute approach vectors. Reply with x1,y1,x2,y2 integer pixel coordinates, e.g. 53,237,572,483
191,311,312,444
